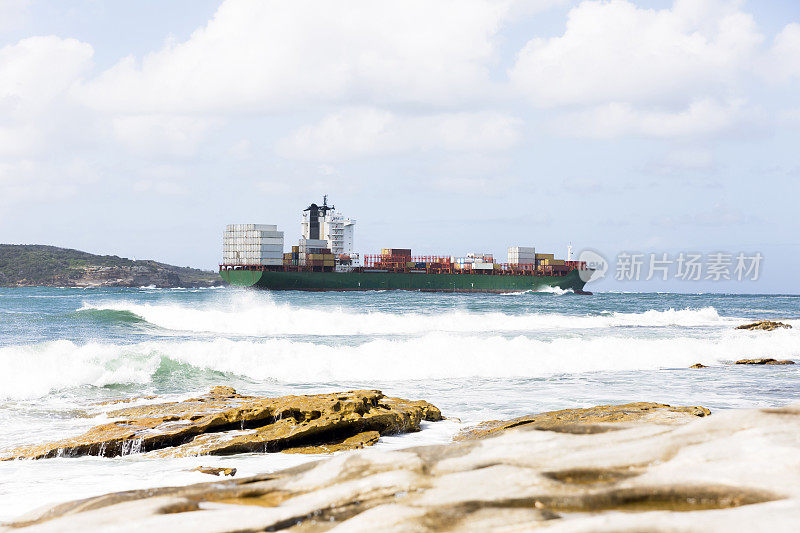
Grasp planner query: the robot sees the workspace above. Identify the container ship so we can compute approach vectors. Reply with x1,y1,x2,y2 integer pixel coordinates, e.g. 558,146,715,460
219,197,591,293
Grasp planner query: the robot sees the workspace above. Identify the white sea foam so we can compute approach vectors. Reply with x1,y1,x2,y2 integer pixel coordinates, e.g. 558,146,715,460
535,286,574,295
1,327,797,399
0,340,160,400
78,292,736,336
500,286,574,296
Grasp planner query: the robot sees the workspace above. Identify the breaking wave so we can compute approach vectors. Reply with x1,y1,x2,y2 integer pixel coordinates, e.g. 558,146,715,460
71,308,147,325
77,294,735,336
1,328,797,399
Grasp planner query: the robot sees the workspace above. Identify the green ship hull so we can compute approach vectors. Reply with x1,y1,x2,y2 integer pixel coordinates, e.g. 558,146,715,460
219,268,588,293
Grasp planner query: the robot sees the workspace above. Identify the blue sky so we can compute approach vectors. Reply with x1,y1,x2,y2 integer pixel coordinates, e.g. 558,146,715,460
1,0,798,292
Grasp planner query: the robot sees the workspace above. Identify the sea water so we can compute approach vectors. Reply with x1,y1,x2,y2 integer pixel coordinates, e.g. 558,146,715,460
0,287,798,520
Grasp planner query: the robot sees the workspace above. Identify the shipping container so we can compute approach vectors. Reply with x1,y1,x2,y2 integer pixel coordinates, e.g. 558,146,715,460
381,248,412,257
221,222,285,266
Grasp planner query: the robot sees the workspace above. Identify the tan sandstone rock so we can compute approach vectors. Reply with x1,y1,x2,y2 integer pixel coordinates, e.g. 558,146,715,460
191,466,237,477
0,388,442,460
690,363,708,368
735,320,792,331
454,402,711,441
4,404,800,533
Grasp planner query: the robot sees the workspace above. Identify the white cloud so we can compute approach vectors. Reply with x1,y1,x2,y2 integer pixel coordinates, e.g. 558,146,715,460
80,0,521,113
0,157,99,204
510,0,763,107
276,108,522,161
0,36,93,156
111,114,216,157
765,23,800,82
0,0,798,213
0,36,92,114
552,98,750,139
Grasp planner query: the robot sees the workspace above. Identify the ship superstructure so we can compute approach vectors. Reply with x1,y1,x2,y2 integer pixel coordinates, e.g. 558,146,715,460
301,196,355,256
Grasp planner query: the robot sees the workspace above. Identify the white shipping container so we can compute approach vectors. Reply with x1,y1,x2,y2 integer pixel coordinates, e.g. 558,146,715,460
256,252,284,259
245,238,284,246
222,241,284,247
225,226,281,234
245,231,283,239
299,239,328,248
223,235,283,243
222,223,284,263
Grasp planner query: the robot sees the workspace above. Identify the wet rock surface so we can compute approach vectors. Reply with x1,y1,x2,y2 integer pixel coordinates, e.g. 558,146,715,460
4,403,800,532
690,363,709,368
735,358,795,365
0,388,442,460
454,402,710,441
192,466,237,477
736,320,793,331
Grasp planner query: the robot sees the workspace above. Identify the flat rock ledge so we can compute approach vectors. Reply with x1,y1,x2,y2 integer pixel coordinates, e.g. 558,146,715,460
736,320,792,331
5,403,800,533
454,402,711,441
735,358,795,365
0,387,442,460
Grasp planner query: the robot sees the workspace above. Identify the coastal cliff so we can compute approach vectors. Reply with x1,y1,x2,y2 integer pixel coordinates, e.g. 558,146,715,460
0,245,220,288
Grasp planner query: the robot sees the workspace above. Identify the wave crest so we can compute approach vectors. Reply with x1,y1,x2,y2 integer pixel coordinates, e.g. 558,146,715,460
77,294,732,336
1,327,796,399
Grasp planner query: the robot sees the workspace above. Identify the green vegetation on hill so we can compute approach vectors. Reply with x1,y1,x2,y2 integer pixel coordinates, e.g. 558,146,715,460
0,245,220,287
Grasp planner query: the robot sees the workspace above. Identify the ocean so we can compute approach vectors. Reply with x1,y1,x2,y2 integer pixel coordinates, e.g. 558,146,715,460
0,287,798,520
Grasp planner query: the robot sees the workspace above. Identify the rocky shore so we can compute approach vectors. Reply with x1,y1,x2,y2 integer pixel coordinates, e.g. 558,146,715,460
0,244,220,288
4,388,799,532
1,388,442,460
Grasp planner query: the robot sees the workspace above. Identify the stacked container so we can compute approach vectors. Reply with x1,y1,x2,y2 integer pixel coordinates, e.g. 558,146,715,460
284,245,300,266
466,253,494,263
451,254,495,271
508,246,536,265
298,238,335,268
222,224,284,266
374,248,411,269
381,249,412,258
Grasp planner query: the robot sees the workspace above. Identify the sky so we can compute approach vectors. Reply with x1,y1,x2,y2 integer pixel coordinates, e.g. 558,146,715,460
0,0,798,293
